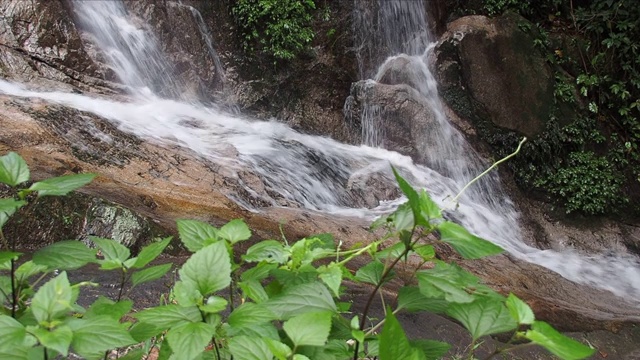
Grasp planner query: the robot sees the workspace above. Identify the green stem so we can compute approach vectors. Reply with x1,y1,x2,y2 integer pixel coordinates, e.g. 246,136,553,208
451,137,527,204
336,241,380,268
212,336,222,360
116,268,127,302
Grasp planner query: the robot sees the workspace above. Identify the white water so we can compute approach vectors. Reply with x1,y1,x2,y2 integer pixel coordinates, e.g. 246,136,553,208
1,0,639,301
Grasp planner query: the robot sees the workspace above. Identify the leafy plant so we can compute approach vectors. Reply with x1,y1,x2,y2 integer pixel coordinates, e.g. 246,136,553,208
232,0,317,60
0,152,595,359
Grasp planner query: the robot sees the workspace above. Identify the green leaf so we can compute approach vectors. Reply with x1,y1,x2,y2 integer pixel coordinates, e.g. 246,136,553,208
264,281,337,320
228,302,277,329
0,251,21,267
131,263,172,288
219,219,252,243
15,261,49,281
283,311,332,347
392,167,427,228
318,263,342,297
134,305,201,329
133,237,172,268
418,190,442,221
436,221,502,259
31,272,73,323
390,202,414,233
417,262,480,303
354,260,386,286
242,240,288,264
409,339,451,360
117,348,146,360
525,321,595,360
84,297,132,321
32,241,97,270
199,296,228,314
446,297,517,340
128,322,163,342
179,241,230,297
413,245,435,261
0,152,30,186
67,316,136,359
0,198,26,228
379,309,423,360
0,315,28,350
376,242,407,260
29,173,95,197
30,325,72,356
228,336,273,360
167,322,216,360
264,338,292,360
176,219,219,252
238,280,269,303
397,286,448,313
90,237,130,264
506,293,534,325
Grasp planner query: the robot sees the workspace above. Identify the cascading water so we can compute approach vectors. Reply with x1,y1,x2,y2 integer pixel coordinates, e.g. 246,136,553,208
1,0,640,301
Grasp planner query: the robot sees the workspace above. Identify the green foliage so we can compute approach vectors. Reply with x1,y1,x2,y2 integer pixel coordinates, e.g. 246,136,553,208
0,152,595,359
232,0,316,60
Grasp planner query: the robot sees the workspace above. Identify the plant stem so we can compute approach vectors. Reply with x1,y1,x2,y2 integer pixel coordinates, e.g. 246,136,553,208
10,258,17,318
116,268,127,302
212,337,222,360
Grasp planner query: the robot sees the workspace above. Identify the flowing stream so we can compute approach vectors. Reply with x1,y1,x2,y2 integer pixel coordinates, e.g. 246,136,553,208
1,0,640,301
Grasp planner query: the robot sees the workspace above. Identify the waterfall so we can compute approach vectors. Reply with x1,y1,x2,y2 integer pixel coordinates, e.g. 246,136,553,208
1,0,640,301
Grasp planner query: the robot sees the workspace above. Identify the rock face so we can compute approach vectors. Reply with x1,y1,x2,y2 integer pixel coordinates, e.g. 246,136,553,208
435,12,555,137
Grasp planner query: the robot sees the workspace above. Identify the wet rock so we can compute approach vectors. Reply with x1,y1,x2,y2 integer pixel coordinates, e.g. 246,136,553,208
82,198,154,250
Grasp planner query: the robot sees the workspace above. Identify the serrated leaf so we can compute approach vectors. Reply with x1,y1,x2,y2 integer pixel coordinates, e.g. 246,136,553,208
354,260,386,286
67,316,136,359
128,322,163,342
376,242,407,260
264,338,292,360
379,309,423,360
167,322,215,360
15,261,49,282
118,348,146,360
33,241,97,270
84,297,132,321
242,240,288,264
264,281,336,320
240,263,277,282
0,315,27,350
176,219,219,252
436,221,502,259
134,305,201,328
238,280,269,303
414,245,435,261
410,339,451,360
31,272,73,323
446,297,517,340
29,173,95,197
133,237,172,268
229,336,273,360
418,190,442,221
0,152,29,186
228,302,277,328
283,311,332,347
91,237,130,265
31,325,72,356
318,263,343,297
417,262,479,303
390,202,414,232
132,263,172,288
397,286,448,313
0,198,26,228
218,219,251,243
172,281,202,306
179,241,230,297
506,293,534,325
199,296,228,314
525,321,595,360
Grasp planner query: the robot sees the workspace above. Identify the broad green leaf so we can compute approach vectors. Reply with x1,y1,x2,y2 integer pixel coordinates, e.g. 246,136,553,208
318,263,342,297
293,355,311,360
15,261,49,281
414,245,435,261
379,309,422,360
418,190,442,221
179,241,231,296
506,293,534,325
218,219,251,243
84,297,132,321
134,305,201,328
90,237,130,264
228,302,277,329
0,152,29,186
128,322,163,342
270,267,318,288
417,262,479,303
31,272,73,323
199,296,228,314
446,297,517,340
410,339,451,360
131,263,172,288
240,263,277,282
354,260,386,286
29,173,96,197
242,240,288,264
391,167,426,227
397,286,448,313
30,325,72,356
376,242,407,260
436,221,502,259
167,322,216,360
0,346,30,360
0,251,21,268
172,281,203,306
308,233,335,250
67,316,136,359
0,198,26,228
264,338,292,360
133,237,172,268
33,241,97,270
525,321,595,360
390,202,414,232
176,219,219,252
283,311,332,347
227,321,279,340
117,348,146,360
229,335,273,360
0,315,27,350
239,280,269,303
264,281,337,320
0,276,11,303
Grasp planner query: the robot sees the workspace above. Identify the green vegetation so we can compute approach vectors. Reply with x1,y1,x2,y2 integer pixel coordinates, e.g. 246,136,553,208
232,0,317,60
0,152,595,359
462,0,640,215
